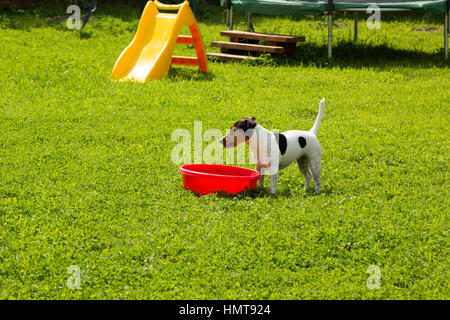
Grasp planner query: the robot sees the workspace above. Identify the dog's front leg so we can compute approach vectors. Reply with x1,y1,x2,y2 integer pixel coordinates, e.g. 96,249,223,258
269,173,278,196
256,165,265,187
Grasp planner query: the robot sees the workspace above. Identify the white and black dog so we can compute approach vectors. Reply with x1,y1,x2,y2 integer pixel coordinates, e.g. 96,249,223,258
220,98,325,195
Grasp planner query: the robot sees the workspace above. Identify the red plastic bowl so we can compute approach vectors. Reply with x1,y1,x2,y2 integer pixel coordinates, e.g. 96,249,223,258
179,164,261,195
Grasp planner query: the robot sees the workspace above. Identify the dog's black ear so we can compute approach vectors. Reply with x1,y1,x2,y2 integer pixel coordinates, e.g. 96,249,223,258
245,118,257,138
247,117,257,129
234,117,257,131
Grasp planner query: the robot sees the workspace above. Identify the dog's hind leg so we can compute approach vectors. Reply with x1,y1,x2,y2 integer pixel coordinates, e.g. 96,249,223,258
297,156,312,190
309,157,322,194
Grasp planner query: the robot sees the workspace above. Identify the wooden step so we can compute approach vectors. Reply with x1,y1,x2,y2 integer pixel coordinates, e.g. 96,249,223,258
176,35,194,45
207,53,258,62
172,56,199,66
220,30,305,43
210,41,284,54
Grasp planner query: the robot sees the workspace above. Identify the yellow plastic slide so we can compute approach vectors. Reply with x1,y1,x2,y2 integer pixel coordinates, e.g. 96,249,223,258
111,1,208,82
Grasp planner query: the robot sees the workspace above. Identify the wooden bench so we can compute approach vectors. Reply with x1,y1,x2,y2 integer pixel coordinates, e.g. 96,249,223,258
207,30,305,62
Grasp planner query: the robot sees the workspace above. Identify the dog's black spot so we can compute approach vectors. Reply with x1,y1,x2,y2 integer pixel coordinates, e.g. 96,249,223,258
298,136,307,148
274,133,287,155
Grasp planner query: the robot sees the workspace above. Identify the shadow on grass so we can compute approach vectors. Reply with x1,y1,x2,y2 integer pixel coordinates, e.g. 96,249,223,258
2,3,447,68
78,30,93,39
209,187,269,199
274,185,338,198
0,2,226,30
0,3,142,33
167,67,215,81
210,184,337,199
240,41,449,69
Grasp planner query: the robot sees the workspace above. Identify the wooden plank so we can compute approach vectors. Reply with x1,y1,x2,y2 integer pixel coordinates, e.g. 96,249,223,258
210,41,284,54
207,53,258,62
220,30,305,43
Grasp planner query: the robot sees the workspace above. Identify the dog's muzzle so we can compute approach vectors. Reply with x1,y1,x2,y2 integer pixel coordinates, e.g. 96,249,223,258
220,135,236,148
220,136,227,148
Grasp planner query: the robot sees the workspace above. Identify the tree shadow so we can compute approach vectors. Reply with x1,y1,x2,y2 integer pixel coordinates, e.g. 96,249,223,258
0,2,143,31
232,11,449,69
0,1,227,30
3,2,447,68
242,40,449,69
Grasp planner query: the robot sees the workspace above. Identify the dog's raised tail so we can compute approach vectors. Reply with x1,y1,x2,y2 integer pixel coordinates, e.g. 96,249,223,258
310,98,325,136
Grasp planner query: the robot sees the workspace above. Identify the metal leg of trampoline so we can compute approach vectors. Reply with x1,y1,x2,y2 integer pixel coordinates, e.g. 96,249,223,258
328,14,333,60
227,6,233,30
448,10,450,33
354,12,358,42
447,8,450,33
445,11,449,60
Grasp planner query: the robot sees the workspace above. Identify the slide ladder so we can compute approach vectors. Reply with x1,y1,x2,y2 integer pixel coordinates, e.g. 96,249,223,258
111,1,208,82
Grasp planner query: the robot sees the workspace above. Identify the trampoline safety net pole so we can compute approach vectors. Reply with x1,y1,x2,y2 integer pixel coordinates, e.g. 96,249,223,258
445,0,449,59
328,0,333,59
193,0,197,18
226,0,233,30
445,10,448,59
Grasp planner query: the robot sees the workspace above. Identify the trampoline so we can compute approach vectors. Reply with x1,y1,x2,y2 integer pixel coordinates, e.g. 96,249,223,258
221,0,450,59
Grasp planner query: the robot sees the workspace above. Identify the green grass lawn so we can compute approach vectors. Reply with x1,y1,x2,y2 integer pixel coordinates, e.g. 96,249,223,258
0,2,449,299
